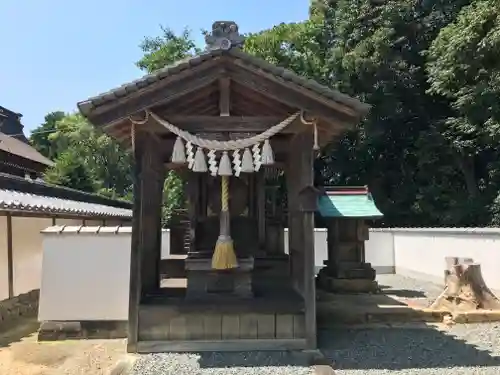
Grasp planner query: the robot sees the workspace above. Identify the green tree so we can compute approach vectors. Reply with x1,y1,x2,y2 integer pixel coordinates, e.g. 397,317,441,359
312,0,478,226
426,0,500,224
51,113,133,198
29,111,65,159
32,112,133,199
136,26,201,73
44,149,95,193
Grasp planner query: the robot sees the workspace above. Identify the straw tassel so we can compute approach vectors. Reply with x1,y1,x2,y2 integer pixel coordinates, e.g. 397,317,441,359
241,148,254,173
218,151,233,176
171,137,186,164
212,175,238,270
192,147,208,172
261,139,274,165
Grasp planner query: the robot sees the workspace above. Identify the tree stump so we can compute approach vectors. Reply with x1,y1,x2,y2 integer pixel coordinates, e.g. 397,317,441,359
430,257,500,311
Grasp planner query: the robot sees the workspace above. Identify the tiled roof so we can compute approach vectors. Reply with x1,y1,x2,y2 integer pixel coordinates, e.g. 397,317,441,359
0,132,54,166
0,172,132,218
0,189,132,218
317,186,383,218
78,48,370,117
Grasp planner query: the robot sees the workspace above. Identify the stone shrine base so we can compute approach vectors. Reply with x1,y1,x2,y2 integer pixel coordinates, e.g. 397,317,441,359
185,256,254,300
317,277,379,294
317,261,378,293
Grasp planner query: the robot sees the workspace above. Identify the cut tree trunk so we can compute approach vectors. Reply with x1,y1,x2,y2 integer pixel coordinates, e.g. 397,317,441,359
431,257,500,311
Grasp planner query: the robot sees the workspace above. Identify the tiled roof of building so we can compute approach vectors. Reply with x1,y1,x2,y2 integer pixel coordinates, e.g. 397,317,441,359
0,189,132,218
78,48,370,117
0,132,54,167
317,186,383,218
0,173,132,218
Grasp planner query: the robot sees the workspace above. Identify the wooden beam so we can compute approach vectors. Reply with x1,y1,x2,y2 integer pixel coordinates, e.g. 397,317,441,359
228,63,357,127
152,116,297,134
219,77,230,116
232,59,361,119
88,63,223,127
6,214,13,298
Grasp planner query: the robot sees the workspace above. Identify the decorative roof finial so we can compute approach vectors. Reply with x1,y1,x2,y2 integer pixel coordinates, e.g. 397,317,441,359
205,21,245,51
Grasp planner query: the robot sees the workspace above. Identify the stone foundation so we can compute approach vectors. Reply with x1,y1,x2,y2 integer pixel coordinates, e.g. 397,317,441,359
0,289,39,330
317,276,379,293
38,320,128,341
317,262,379,293
185,257,254,300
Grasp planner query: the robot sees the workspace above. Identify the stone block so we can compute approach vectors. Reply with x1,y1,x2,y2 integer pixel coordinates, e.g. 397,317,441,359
318,276,379,293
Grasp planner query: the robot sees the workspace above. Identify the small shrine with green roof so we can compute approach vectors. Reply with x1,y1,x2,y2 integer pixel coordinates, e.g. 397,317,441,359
316,186,383,293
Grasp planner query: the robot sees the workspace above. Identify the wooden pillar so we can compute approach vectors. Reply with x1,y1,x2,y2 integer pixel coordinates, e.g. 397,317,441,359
127,131,165,352
186,172,199,254
286,149,301,291
6,214,13,299
289,130,316,349
301,209,316,348
257,171,266,250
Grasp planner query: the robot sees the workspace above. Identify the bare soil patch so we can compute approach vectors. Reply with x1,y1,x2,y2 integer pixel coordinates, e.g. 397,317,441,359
0,317,126,375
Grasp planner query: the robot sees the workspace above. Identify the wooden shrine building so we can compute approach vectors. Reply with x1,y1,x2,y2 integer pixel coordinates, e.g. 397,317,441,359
77,21,370,353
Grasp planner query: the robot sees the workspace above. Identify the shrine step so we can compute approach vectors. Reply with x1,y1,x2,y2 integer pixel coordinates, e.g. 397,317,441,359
160,255,187,278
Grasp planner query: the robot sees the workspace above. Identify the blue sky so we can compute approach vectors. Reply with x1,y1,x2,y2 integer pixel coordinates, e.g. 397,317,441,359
0,0,310,134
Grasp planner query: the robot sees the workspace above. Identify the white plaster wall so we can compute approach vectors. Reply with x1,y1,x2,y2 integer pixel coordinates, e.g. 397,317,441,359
0,217,9,300
12,217,53,296
39,229,170,321
39,233,132,321
0,216,129,302
391,229,500,290
365,230,395,273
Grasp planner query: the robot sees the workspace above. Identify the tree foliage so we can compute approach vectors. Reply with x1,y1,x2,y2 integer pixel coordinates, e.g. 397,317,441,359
136,26,201,73
29,1,500,227
30,111,65,159
31,113,133,199
44,149,96,193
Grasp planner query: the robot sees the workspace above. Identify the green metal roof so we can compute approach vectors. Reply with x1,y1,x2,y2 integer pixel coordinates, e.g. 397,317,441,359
317,186,383,218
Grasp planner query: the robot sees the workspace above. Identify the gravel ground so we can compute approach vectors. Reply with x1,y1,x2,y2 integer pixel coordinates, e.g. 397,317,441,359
376,274,443,306
131,351,314,375
321,323,500,375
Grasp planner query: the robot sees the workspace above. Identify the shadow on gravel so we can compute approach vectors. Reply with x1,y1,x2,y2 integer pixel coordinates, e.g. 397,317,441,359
378,285,428,299
196,351,311,368
319,326,500,370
